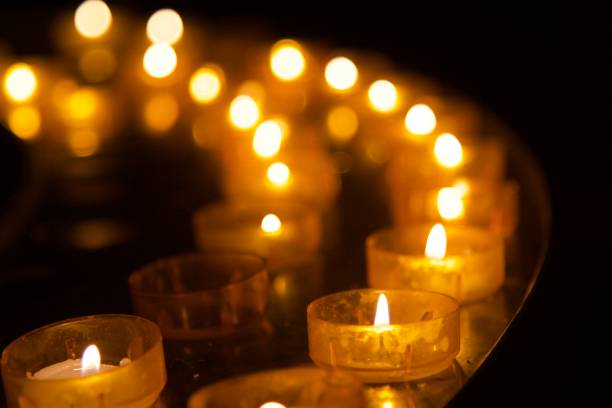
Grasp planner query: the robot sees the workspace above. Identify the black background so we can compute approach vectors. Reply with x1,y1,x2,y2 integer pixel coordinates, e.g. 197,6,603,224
0,2,583,407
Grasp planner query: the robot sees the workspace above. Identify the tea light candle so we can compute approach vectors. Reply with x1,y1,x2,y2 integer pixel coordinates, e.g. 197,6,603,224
389,179,519,238
193,201,322,269
130,253,269,340
307,289,460,383
1,314,166,408
367,223,505,303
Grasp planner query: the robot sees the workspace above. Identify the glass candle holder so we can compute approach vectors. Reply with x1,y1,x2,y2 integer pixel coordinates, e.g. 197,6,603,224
389,179,519,238
1,314,166,408
307,289,460,383
367,225,504,303
193,201,322,269
129,253,269,340
188,366,365,408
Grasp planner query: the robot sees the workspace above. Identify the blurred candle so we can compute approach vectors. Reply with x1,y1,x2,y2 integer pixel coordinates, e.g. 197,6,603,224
325,56,358,92
146,9,183,45
229,95,261,130
74,0,112,39
3,63,37,103
189,65,224,104
270,39,306,82
143,43,177,78
404,103,436,137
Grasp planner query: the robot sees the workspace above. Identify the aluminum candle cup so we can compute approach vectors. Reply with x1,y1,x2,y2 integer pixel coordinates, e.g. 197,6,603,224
307,289,460,383
367,225,505,303
193,201,322,269
129,253,268,340
1,314,166,408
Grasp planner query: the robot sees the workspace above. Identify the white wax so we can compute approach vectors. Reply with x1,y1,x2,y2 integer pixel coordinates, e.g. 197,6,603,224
33,359,117,380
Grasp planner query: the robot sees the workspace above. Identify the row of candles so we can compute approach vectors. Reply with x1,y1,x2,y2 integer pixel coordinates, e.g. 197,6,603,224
0,1,518,407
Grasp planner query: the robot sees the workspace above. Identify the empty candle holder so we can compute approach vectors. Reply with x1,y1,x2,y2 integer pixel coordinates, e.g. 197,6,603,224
307,289,460,383
193,201,322,269
367,224,505,303
1,314,166,408
129,253,269,340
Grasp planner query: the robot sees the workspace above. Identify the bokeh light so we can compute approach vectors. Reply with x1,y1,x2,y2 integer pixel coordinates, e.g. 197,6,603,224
79,48,116,82
143,43,177,78
68,129,100,157
368,80,398,113
143,93,179,133
229,95,261,130
326,105,358,143
146,9,183,45
434,133,463,168
74,0,112,39
3,63,37,103
252,120,283,158
266,162,290,186
7,106,41,140
437,187,465,220
261,214,282,235
189,66,223,104
404,103,436,136
67,87,100,122
324,56,358,91
270,39,306,81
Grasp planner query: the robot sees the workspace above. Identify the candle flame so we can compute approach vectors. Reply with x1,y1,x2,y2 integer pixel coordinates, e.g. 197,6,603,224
146,9,183,45
74,0,112,39
325,56,358,91
259,403,286,408
404,103,436,136
374,294,390,326
434,133,463,168
270,39,306,81
261,213,282,235
437,187,465,221
3,63,37,103
368,79,398,113
229,95,261,130
81,344,101,374
253,120,283,157
267,162,290,186
425,223,447,260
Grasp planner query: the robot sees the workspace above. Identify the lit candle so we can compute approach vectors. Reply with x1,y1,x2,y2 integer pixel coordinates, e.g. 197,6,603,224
193,201,322,269
367,223,505,303
307,289,460,383
33,344,120,380
1,315,166,408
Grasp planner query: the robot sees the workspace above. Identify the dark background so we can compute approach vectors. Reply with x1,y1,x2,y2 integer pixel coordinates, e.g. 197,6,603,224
0,2,581,407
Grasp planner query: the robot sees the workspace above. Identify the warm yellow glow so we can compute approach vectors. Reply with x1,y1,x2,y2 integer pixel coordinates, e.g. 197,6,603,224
189,66,223,104
143,43,177,78
81,344,101,374
368,80,398,113
67,88,99,121
259,403,286,408
324,56,358,91
382,402,394,408
229,95,261,130
425,223,447,260
3,63,37,103
454,179,470,195
143,93,179,133
404,103,436,136
74,0,112,39
437,187,465,221
270,39,306,81
261,214,282,235
68,129,100,157
374,294,390,326
326,105,358,142
146,9,183,45
7,106,41,140
79,48,116,82
266,162,290,186
252,120,283,158
434,133,463,168
237,81,266,103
